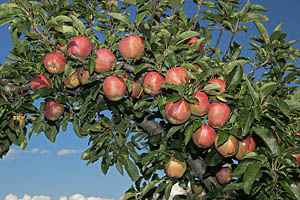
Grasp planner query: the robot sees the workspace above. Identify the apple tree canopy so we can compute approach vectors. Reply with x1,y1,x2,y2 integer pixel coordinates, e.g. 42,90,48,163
0,0,300,199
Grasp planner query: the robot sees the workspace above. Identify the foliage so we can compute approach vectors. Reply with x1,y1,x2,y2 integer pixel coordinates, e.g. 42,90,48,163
0,0,299,199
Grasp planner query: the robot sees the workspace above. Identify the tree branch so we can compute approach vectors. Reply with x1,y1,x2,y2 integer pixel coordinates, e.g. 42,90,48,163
193,0,204,30
222,31,236,61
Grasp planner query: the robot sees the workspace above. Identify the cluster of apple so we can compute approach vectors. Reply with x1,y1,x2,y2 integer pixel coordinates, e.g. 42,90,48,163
29,34,144,121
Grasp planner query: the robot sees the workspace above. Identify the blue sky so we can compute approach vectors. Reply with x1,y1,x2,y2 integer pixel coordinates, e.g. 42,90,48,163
0,1,300,200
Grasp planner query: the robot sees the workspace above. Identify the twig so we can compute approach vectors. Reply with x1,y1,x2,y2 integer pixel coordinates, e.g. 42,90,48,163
193,0,204,30
222,31,236,61
209,24,223,57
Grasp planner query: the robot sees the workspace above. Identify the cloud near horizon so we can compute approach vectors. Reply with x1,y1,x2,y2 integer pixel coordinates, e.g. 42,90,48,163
5,193,113,200
57,149,82,156
1,148,49,161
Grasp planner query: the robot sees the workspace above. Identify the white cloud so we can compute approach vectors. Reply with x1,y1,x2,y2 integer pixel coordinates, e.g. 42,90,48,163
30,148,40,153
5,194,112,200
40,150,49,154
57,149,82,156
2,149,19,161
5,193,18,200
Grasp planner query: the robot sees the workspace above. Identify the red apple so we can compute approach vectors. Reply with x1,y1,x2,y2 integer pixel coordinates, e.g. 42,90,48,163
30,74,52,91
143,71,165,95
215,135,239,157
165,67,189,85
208,102,231,127
166,100,191,124
43,100,64,121
165,157,186,178
44,52,66,74
119,35,144,60
94,48,116,73
296,133,300,136
8,115,25,131
64,71,80,89
235,135,256,160
67,36,92,59
77,68,90,85
208,78,226,94
190,91,210,116
216,167,232,184
103,75,127,101
187,37,205,51
130,81,143,98
293,155,300,167
192,125,216,148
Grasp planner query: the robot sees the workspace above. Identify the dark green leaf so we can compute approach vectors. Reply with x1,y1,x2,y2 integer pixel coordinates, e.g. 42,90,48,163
253,125,279,155
243,162,261,194
226,64,243,91
125,157,139,181
239,110,254,137
254,21,270,43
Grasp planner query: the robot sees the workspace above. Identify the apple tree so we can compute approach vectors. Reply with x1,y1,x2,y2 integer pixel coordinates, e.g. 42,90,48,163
0,0,300,199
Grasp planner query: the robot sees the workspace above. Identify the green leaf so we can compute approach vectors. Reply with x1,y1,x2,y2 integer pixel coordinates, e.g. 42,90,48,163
166,93,182,102
164,182,174,200
245,77,260,105
244,13,269,23
175,31,199,45
107,12,134,30
197,68,223,82
232,160,254,178
166,125,183,138
0,99,10,107
120,0,136,5
274,22,284,32
239,0,250,16
254,21,270,43
70,14,86,35
226,60,248,72
249,4,267,12
184,123,200,145
252,125,279,155
141,179,160,198
239,110,254,137
226,64,243,91
73,118,83,138
280,181,300,200
205,148,223,167
259,82,278,103
242,162,261,194
135,11,149,27
202,27,212,45
125,157,139,181
45,125,58,143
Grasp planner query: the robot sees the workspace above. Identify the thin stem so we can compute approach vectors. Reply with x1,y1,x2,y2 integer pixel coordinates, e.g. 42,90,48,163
193,0,204,30
222,31,236,61
209,24,224,57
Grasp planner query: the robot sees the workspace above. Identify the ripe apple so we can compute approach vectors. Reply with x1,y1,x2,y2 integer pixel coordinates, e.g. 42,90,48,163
44,52,66,74
130,81,143,98
30,74,52,91
8,115,25,131
190,91,210,116
216,167,232,184
208,78,226,94
215,135,239,157
103,75,127,101
192,125,216,148
67,36,92,59
165,67,189,85
208,102,231,127
235,135,256,160
94,48,116,73
165,157,186,178
119,35,144,60
187,37,205,51
43,100,64,121
143,71,165,95
77,68,90,85
166,100,191,124
64,71,80,89
293,155,300,167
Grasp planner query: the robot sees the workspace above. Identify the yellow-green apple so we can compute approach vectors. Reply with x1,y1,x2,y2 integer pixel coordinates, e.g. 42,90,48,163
67,36,92,59
30,74,52,91
166,100,191,124
165,67,189,85
8,115,25,131
44,52,66,74
216,167,232,184
190,91,210,116
103,75,127,101
215,135,239,157
208,102,231,127
64,71,80,89
165,157,186,178
192,125,216,148
77,68,90,85
119,35,144,60
143,71,165,95
43,100,64,121
94,48,116,73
